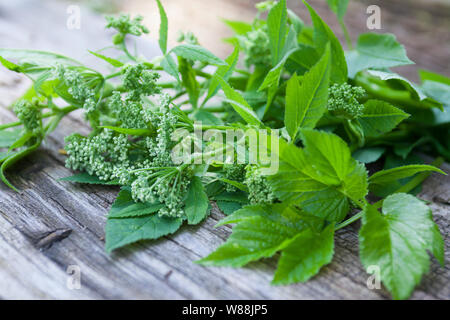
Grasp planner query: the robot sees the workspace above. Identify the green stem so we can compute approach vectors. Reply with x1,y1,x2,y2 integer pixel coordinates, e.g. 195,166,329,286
335,211,363,231
339,20,353,50
105,71,122,80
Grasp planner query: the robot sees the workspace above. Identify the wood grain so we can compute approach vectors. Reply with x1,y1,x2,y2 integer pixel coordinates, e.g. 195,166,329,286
0,0,449,300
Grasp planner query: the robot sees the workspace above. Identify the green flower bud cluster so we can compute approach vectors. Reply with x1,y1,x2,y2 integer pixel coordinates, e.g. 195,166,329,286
238,25,271,68
328,83,366,119
109,91,147,129
177,31,199,45
65,130,131,181
122,63,161,100
245,165,276,204
55,66,97,113
223,163,246,192
105,14,149,37
131,166,192,218
13,100,42,135
143,94,177,167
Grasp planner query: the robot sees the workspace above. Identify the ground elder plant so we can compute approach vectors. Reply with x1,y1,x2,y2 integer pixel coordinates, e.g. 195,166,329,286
0,0,449,300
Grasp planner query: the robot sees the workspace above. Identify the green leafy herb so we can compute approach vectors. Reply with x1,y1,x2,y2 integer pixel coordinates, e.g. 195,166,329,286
0,0,447,300
359,194,444,300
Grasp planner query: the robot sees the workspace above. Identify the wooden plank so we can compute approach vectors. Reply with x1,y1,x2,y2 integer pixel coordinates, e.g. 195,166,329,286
0,0,449,300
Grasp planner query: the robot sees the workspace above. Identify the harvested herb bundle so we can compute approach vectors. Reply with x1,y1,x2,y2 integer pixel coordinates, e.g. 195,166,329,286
0,0,448,300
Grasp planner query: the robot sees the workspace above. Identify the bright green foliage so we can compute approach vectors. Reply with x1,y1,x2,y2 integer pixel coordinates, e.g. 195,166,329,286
346,33,413,78
357,100,409,137
198,204,310,267
0,0,448,300
369,164,445,192
269,130,368,205
155,0,168,54
267,0,288,65
327,83,365,119
273,224,334,284
285,45,331,140
105,214,182,253
304,0,348,83
268,131,368,223
108,187,163,218
185,176,209,224
359,194,444,299
367,70,441,108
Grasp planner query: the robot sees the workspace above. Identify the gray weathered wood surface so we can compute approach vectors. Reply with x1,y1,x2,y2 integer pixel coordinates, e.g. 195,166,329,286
0,0,449,299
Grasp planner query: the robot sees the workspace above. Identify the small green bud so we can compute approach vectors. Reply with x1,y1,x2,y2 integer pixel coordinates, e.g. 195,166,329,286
113,33,125,45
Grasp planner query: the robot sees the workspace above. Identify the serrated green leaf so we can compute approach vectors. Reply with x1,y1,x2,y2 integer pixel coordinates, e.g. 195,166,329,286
268,130,368,219
198,204,307,267
171,44,226,66
359,194,444,299
267,0,288,65
273,224,334,284
357,100,409,138
215,205,268,227
108,187,163,218
60,172,119,185
285,45,331,140
105,214,183,252
88,51,124,67
293,188,349,222
346,33,413,78
369,164,445,188
215,76,262,126
155,0,168,54
259,25,299,116
304,1,347,83
185,176,209,224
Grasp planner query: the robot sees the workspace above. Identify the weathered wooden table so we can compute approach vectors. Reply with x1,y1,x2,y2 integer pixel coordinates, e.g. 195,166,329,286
0,0,449,299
